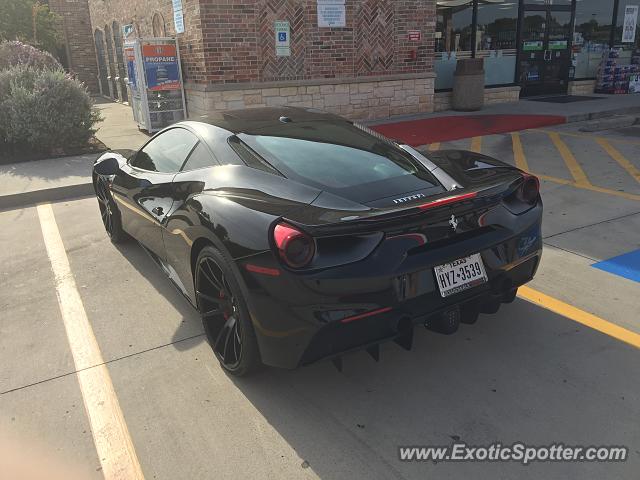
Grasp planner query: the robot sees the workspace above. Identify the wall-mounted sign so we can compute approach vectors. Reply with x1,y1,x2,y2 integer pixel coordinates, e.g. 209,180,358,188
408,30,421,42
622,5,638,43
275,21,291,56
142,44,181,90
123,24,134,39
523,41,543,51
317,0,345,28
125,46,137,88
548,40,568,50
173,0,185,34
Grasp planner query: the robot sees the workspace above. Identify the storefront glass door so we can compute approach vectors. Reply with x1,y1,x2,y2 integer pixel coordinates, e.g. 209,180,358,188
518,3,574,96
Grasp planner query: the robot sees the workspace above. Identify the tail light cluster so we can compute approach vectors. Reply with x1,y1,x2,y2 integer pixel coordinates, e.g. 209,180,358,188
505,173,540,214
516,174,540,205
273,222,316,269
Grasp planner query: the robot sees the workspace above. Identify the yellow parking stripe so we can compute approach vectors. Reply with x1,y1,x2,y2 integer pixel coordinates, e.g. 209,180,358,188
536,173,640,201
37,204,144,480
519,286,640,349
511,132,529,172
428,142,441,151
470,136,482,153
533,128,640,146
548,132,591,186
596,138,640,185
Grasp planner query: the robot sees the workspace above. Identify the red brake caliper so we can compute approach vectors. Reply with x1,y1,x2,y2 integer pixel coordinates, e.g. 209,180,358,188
220,290,229,320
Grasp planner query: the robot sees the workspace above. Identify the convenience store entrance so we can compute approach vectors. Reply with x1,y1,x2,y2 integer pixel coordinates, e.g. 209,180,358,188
517,2,574,97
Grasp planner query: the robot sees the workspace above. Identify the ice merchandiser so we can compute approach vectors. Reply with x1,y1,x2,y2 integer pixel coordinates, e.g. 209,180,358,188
124,37,187,133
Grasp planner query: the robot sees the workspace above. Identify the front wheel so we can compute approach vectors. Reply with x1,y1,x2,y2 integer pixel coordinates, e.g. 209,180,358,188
194,246,261,376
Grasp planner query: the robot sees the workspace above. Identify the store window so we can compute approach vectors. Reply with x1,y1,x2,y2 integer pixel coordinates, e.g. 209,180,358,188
573,0,616,78
435,0,518,90
435,0,474,89
476,0,518,86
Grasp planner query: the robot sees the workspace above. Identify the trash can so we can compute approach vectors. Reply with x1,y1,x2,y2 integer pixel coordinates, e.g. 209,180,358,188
452,58,485,111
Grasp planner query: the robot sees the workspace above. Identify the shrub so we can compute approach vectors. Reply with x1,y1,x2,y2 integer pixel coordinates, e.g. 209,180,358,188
0,40,62,70
0,66,101,155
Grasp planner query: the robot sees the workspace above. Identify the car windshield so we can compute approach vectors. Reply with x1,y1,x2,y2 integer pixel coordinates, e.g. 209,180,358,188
238,124,442,205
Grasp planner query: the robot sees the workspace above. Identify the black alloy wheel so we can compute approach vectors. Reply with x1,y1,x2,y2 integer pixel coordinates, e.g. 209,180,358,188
195,246,260,376
96,176,126,243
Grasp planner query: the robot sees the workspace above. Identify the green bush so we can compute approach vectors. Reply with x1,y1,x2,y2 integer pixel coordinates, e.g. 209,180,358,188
0,66,101,154
0,40,61,70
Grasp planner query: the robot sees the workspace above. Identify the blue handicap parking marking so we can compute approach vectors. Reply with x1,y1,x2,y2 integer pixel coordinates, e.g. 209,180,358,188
278,32,287,42
592,249,640,283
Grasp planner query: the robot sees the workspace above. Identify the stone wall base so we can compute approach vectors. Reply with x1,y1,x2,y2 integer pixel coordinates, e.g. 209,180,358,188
568,80,597,96
185,77,435,121
434,85,521,112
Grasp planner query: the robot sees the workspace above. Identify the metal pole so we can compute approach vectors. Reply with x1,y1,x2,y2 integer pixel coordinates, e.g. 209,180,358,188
610,0,619,47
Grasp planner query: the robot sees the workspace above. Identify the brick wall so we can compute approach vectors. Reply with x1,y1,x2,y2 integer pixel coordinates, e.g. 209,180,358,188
87,0,437,119
87,0,205,96
89,0,436,85
49,0,100,93
197,0,436,85
186,76,435,121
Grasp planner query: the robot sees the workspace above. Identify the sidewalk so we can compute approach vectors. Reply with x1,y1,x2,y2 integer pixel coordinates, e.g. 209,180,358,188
0,99,149,210
93,97,150,150
368,92,640,126
2,94,639,210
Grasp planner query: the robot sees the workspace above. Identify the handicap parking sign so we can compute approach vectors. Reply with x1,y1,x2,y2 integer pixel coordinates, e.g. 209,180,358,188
274,20,290,57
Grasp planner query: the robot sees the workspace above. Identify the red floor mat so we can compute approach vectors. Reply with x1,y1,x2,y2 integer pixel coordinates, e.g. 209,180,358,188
370,114,566,146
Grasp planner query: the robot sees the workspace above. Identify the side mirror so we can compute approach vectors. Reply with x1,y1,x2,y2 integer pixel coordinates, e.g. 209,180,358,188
94,156,120,176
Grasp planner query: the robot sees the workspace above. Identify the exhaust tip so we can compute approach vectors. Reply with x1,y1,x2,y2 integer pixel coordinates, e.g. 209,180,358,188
425,306,460,335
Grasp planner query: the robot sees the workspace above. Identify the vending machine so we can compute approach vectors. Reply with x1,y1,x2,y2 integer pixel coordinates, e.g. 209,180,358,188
123,38,187,133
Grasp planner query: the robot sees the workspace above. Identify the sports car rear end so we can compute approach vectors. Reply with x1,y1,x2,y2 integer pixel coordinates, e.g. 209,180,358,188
227,119,543,369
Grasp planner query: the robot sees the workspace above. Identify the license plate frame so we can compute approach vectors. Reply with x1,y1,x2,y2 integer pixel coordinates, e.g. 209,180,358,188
434,253,488,298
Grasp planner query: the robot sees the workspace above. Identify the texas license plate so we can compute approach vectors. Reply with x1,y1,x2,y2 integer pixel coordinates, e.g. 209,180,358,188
434,253,488,298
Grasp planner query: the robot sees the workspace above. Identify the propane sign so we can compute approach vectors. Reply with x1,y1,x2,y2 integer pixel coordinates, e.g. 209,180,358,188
142,44,181,91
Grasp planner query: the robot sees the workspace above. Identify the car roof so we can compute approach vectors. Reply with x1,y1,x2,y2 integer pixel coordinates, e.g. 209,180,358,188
179,106,350,137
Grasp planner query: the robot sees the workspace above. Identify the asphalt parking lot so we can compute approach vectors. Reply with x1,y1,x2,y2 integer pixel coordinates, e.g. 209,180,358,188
1,121,639,479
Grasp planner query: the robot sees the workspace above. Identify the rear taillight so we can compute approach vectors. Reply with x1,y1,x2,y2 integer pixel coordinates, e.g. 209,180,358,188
273,222,315,268
516,174,540,205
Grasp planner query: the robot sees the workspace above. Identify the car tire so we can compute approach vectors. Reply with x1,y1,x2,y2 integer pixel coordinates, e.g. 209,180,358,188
194,246,261,377
95,176,127,244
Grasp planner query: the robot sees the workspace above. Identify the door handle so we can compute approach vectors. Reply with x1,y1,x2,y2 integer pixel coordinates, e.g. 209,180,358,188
152,206,164,216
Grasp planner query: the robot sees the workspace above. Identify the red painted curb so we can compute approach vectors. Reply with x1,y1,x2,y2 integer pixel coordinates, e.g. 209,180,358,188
371,114,566,146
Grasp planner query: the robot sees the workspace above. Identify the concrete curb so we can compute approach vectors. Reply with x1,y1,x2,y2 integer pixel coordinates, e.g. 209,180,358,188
565,106,640,123
0,182,94,212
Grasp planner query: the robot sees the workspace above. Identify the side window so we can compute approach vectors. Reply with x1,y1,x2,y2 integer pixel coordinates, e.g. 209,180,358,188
181,142,218,171
228,135,279,175
131,128,198,173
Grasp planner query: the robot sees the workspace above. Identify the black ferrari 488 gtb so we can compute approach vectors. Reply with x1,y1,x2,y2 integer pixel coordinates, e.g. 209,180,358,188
93,107,542,375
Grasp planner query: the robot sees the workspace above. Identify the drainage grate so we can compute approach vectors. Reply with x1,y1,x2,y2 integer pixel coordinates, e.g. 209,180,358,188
526,95,604,104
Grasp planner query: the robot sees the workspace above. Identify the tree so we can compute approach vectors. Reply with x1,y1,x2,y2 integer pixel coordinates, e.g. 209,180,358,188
0,0,62,59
